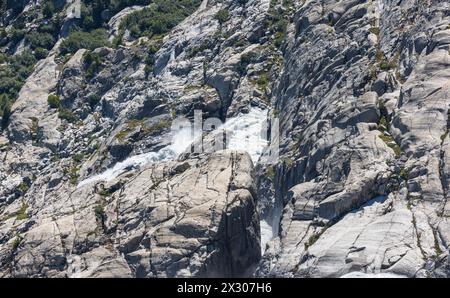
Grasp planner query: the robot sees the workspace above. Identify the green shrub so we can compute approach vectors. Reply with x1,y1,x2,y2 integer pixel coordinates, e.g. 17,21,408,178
83,51,103,78
400,168,409,180
256,72,269,89
15,203,29,220
237,52,257,74
141,119,172,135
9,28,25,45
274,31,285,48
66,165,79,185
58,108,78,123
88,94,101,108
43,0,55,19
47,94,60,109
266,165,275,180
380,60,390,71
1,101,11,129
76,0,152,31
215,9,230,24
72,153,84,164
0,53,6,64
369,27,380,36
94,204,106,222
0,93,11,118
120,0,202,39
60,29,109,55
12,237,22,250
34,47,49,59
0,50,37,106
25,32,55,50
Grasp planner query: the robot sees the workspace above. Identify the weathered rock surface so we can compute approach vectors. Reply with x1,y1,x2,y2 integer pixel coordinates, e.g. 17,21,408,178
1,0,450,278
257,0,450,278
0,150,260,277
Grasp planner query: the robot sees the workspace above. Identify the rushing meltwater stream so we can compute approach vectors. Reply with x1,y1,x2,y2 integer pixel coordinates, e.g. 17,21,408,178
78,107,269,186
221,107,269,164
77,107,274,254
77,126,193,188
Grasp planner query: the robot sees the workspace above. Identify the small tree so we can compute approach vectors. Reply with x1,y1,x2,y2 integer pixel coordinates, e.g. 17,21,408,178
47,94,60,109
43,1,55,19
1,103,11,129
215,9,230,25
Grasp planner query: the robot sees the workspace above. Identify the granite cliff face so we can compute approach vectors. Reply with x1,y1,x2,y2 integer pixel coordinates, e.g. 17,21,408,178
0,0,449,278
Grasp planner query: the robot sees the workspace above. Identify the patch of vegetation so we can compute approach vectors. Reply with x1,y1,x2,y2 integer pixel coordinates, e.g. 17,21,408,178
369,27,380,36
30,117,39,143
266,165,276,180
266,0,292,49
377,50,399,71
141,119,172,136
94,204,106,218
83,51,103,78
304,226,328,249
17,182,30,194
441,130,448,142
400,168,409,180
47,94,60,109
432,228,443,256
120,0,202,40
378,115,388,131
72,153,85,164
15,203,29,220
0,51,37,125
142,38,163,77
60,29,109,55
215,9,230,25
272,108,279,118
116,119,172,142
283,157,294,168
88,94,101,108
94,204,107,230
76,0,152,31
188,40,212,58
98,182,124,197
112,30,124,48
379,133,401,157
58,108,78,123
12,236,22,250
66,165,80,185
237,51,258,74
25,31,55,50
116,119,143,142
255,72,269,90
0,94,12,129
42,0,55,18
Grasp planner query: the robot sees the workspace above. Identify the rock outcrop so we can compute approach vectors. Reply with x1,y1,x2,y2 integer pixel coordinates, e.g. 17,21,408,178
1,0,450,278
1,150,260,277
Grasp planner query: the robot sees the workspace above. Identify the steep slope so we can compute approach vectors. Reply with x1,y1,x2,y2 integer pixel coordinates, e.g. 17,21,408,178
258,0,450,278
0,0,449,278
0,0,277,277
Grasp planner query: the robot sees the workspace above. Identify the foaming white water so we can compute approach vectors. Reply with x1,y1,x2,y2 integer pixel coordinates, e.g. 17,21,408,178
77,126,193,188
77,108,269,188
223,108,274,255
260,220,274,254
223,107,269,164
340,272,407,278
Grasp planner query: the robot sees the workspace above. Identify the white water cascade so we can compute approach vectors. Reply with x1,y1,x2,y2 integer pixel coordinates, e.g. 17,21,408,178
77,126,193,188
77,107,275,255
78,107,270,187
